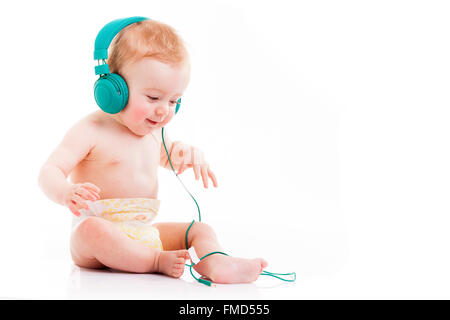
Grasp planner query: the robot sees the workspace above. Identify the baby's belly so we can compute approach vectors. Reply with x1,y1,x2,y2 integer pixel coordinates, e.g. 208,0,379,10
70,166,159,200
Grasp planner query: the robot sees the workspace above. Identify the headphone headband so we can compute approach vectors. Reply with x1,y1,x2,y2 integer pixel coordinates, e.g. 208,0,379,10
94,16,149,61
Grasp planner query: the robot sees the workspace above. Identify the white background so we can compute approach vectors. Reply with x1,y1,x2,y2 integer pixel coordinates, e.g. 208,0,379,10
0,0,449,299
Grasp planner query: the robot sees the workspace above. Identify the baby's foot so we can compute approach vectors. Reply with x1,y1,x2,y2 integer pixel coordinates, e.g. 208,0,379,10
203,255,268,284
157,250,189,278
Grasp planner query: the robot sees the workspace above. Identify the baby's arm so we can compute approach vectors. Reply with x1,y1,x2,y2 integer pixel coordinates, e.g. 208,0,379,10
159,128,218,188
38,118,100,214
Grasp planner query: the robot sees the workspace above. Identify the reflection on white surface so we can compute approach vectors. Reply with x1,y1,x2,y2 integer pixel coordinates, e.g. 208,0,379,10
0,257,298,300
67,264,267,300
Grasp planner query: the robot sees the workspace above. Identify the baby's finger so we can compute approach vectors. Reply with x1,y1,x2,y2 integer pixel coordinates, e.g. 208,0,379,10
85,189,100,201
75,187,98,201
183,147,192,166
193,164,200,180
201,166,209,188
207,168,218,188
72,194,89,210
88,190,100,200
68,201,81,217
177,158,185,175
82,182,101,194
191,148,202,180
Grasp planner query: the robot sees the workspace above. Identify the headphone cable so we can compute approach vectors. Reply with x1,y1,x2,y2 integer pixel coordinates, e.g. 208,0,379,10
161,126,296,286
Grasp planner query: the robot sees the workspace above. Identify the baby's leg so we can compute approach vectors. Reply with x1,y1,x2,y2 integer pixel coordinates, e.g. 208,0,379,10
154,222,268,284
70,217,188,277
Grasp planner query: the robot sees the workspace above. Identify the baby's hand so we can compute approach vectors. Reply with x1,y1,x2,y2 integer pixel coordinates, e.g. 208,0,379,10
172,143,218,189
63,182,101,217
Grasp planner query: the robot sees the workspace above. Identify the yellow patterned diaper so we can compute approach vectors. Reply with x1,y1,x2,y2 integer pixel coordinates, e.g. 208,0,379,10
75,198,163,250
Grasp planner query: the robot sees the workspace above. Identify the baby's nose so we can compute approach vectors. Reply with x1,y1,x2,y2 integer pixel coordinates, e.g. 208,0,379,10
155,104,169,116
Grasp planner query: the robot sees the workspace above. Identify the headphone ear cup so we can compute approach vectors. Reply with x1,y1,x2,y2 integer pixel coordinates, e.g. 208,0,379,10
175,98,181,114
94,73,129,114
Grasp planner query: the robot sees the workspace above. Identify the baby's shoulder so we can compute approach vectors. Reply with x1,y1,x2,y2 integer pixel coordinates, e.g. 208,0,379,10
63,111,111,147
66,111,98,136
76,111,135,145
76,110,113,134
84,110,108,126
67,112,115,158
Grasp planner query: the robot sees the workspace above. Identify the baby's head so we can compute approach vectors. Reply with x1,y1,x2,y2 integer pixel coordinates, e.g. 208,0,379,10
106,19,190,136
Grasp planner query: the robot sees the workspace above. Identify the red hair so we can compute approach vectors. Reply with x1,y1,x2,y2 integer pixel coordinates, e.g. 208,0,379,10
108,19,189,74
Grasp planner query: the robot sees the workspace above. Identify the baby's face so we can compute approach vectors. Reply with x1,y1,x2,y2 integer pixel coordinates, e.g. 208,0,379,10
114,58,190,136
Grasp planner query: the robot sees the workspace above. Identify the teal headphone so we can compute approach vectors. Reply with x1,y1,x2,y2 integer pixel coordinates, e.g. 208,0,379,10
93,16,181,114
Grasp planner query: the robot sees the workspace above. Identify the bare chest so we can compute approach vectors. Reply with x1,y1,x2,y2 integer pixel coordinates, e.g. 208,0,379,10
87,132,161,170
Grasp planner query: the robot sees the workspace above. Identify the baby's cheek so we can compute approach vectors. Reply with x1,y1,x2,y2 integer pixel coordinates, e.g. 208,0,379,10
131,105,149,121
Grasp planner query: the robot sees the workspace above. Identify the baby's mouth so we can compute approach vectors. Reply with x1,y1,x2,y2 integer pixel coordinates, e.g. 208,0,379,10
146,118,160,126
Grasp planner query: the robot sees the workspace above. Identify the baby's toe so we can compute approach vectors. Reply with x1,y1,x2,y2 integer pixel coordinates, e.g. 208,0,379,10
261,259,268,269
176,257,187,265
173,265,185,278
176,250,190,259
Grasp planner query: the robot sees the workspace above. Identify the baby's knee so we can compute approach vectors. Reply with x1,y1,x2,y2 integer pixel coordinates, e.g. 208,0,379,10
74,216,110,242
193,221,216,239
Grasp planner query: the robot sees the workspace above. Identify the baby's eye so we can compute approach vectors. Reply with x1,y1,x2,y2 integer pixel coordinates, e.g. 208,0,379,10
147,96,159,101
169,100,177,105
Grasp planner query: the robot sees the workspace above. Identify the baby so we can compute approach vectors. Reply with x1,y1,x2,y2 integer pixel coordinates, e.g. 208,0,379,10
38,18,267,284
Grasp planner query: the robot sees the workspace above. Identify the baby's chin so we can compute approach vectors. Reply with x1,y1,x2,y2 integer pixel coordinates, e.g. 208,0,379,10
122,122,158,137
